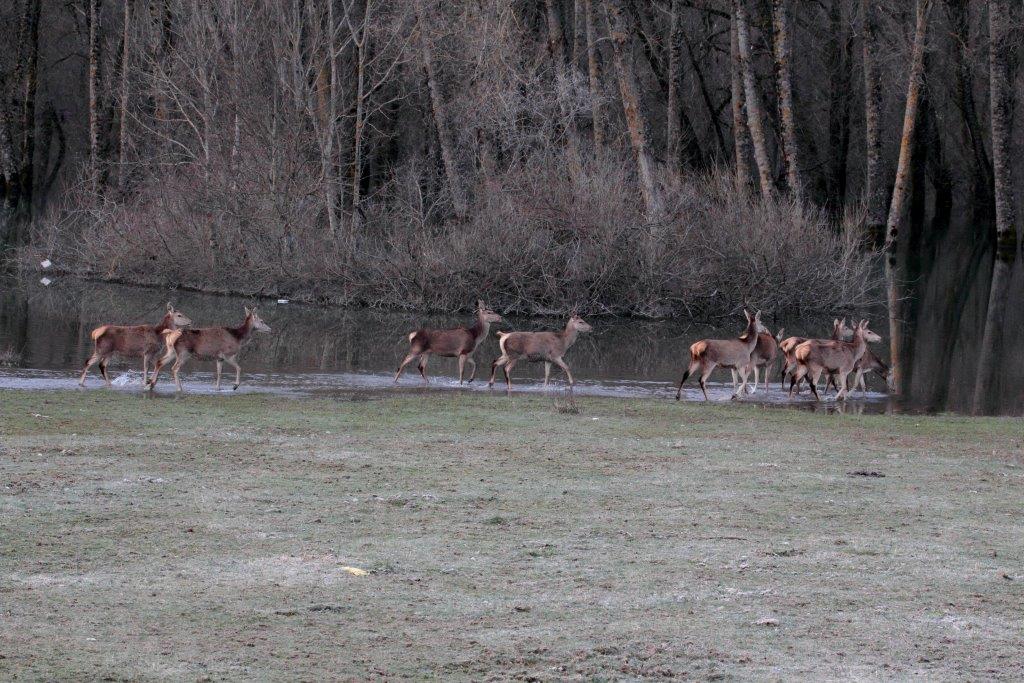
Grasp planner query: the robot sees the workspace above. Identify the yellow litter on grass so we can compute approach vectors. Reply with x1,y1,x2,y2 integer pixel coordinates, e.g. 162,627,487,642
341,566,369,576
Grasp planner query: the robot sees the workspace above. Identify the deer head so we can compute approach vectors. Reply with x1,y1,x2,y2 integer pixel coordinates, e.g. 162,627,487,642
743,309,767,335
857,319,882,343
167,302,193,327
245,306,272,333
568,314,593,334
476,300,503,324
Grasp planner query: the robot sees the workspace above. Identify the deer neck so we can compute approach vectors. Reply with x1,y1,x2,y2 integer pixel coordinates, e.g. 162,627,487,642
849,330,868,363
154,313,175,334
560,324,579,352
230,316,254,343
470,314,490,345
742,320,759,354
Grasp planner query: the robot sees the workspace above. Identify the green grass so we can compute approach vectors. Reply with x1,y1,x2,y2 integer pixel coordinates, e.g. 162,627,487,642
1,390,1022,680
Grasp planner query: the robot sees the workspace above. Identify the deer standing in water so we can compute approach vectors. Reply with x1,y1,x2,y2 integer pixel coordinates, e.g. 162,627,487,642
676,310,767,401
488,314,593,391
851,348,890,395
79,303,192,387
744,328,784,394
148,306,271,392
779,318,853,393
790,320,882,401
395,300,503,384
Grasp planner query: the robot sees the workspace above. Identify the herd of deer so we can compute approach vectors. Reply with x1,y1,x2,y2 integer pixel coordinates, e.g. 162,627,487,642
78,300,888,401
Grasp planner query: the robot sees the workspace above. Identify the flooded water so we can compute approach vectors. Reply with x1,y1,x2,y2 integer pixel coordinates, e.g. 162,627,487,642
4,215,1024,416
0,276,910,413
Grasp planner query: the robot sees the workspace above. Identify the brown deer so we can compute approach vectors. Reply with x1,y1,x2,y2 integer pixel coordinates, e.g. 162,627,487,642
79,302,192,387
852,348,890,395
790,320,882,401
487,314,593,391
779,318,853,393
675,310,767,401
744,328,784,394
148,306,271,392
395,300,503,384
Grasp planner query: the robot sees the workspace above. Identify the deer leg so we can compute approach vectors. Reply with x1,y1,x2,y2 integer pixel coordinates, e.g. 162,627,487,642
149,346,175,389
417,354,429,383
699,363,717,401
171,351,189,393
458,354,467,384
553,357,574,385
502,358,518,392
80,351,100,386
543,362,551,386
215,358,223,390
99,357,112,387
488,355,508,387
748,364,759,395
763,362,771,393
224,355,242,390
676,361,698,400
466,357,477,383
395,352,419,382
807,368,822,402
142,354,150,386
836,369,850,401
790,364,807,398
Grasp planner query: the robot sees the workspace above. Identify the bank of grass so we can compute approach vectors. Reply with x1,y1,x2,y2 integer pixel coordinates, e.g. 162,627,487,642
1,390,1022,680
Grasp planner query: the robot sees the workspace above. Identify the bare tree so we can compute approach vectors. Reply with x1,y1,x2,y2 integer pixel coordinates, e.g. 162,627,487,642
861,0,886,247
583,0,605,153
118,0,132,189
771,0,802,200
734,0,775,201
973,0,1017,414
415,0,468,219
89,0,103,195
603,0,663,218
730,10,753,192
883,0,932,394
544,0,583,179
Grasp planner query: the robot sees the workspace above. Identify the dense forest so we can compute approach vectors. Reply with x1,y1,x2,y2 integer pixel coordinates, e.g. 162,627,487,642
0,1,1021,407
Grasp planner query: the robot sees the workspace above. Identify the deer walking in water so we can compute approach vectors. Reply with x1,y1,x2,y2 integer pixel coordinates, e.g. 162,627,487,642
79,303,192,387
790,320,882,401
148,306,271,393
851,348,890,395
395,300,503,384
488,314,593,391
676,310,767,401
779,318,853,393
744,328,784,394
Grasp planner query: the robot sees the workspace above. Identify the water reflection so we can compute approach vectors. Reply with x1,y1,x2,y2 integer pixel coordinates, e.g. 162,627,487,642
0,272,1019,415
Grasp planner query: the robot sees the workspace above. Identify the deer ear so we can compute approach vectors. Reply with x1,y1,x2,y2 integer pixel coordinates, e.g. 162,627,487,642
754,310,761,321
744,309,751,322
244,306,252,316
477,299,485,310
167,302,174,312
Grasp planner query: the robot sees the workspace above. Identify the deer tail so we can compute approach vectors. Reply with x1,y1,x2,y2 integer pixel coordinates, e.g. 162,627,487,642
497,332,511,356
90,325,109,342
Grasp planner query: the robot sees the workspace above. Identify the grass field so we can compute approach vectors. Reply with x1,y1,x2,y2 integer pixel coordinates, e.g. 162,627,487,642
1,389,1022,681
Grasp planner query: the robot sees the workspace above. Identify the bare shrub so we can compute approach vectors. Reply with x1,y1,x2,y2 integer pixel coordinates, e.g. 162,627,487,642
32,157,880,320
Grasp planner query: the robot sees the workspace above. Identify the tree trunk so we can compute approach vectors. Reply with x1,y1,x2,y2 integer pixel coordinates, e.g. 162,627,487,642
771,0,802,200
687,23,727,161
730,14,754,192
861,0,886,248
118,0,131,190
666,0,702,170
734,0,775,201
948,0,994,222
88,0,103,196
826,0,852,217
883,0,931,395
973,0,1018,415
544,0,583,179
583,0,604,154
603,0,663,219
351,0,370,235
416,2,468,219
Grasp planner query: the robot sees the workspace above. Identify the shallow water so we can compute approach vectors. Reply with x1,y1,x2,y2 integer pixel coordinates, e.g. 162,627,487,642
0,276,905,413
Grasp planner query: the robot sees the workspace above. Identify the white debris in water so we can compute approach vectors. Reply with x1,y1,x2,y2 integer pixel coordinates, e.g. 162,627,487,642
277,298,289,304
111,370,144,387
40,259,52,269
39,277,52,286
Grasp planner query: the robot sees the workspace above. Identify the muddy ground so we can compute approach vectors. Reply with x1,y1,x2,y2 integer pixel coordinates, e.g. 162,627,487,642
1,390,1022,680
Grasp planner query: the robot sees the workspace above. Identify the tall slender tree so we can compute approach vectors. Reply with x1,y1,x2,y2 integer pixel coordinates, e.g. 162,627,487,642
973,0,1018,414
771,0,802,200
862,0,886,248
730,15,754,192
734,0,775,201
603,0,663,219
883,0,932,395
